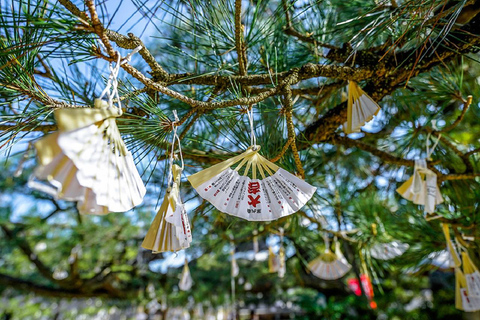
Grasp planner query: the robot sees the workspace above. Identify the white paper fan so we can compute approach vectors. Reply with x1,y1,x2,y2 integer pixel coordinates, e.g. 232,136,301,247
142,165,192,253
343,81,381,134
370,241,409,260
308,249,351,280
179,260,193,291
29,132,111,215
55,99,146,213
188,146,317,221
397,159,443,214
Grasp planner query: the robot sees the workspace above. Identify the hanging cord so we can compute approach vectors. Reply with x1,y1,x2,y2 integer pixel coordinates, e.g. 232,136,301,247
97,42,142,112
167,110,185,187
246,106,257,148
426,120,441,160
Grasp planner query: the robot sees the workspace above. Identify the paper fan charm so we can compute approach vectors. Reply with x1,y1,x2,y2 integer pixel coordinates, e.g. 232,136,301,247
188,146,317,221
308,235,351,280
462,252,480,297
456,268,480,312
397,159,443,214
142,164,192,253
343,81,380,134
142,114,192,253
54,99,146,214
179,259,193,291
370,241,409,260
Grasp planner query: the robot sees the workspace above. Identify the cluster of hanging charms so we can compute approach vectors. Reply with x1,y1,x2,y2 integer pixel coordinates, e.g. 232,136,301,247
188,106,317,221
179,258,193,291
308,234,351,280
441,224,480,312
368,223,409,261
142,111,192,253
397,125,444,214
28,47,146,214
343,81,381,134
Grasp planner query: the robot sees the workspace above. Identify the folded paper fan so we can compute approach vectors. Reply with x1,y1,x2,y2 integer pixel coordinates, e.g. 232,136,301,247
29,132,111,215
462,252,480,297
308,249,351,280
370,241,409,260
343,81,381,134
179,259,193,291
187,146,317,221
456,268,480,312
55,99,146,214
396,159,443,214
142,165,192,253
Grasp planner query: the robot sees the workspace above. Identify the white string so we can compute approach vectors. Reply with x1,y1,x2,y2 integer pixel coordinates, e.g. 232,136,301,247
246,107,256,148
97,43,143,113
167,110,184,187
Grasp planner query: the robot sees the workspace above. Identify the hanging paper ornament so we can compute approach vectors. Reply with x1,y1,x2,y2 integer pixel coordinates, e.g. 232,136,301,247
370,241,409,260
188,106,316,221
335,238,352,269
308,236,351,280
343,81,380,134
188,146,317,221
396,159,443,214
456,267,480,312
442,224,462,268
268,246,279,273
462,252,480,297
29,47,146,215
179,259,193,291
253,230,259,255
142,115,192,253
278,229,286,278
231,243,239,278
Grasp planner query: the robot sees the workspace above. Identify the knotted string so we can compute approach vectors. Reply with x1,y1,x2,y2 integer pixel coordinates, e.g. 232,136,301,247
97,42,142,113
246,106,257,148
167,110,185,187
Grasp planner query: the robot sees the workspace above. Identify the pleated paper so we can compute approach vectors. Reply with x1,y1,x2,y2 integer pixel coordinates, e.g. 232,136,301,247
343,81,380,134
55,99,146,214
370,241,409,260
462,252,480,297
456,268,480,312
188,146,317,221
142,165,192,253
396,159,443,214
308,247,351,280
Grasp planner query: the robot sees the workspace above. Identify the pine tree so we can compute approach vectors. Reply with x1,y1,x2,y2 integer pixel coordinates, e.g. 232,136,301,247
1,0,480,319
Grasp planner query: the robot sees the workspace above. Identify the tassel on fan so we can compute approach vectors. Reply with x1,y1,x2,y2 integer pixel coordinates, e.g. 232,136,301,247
343,81,380,134
370,241,409,260
142,164,192,253
188,145,317,221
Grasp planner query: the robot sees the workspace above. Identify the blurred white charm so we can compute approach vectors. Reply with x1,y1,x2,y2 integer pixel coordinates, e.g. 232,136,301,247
396,159,443,214
343,81,381,134
308,241,351,280
55,99,146,214
278,245,286,278
188,146,317,221
370,241,409,260
179,259,193,291
142,165,192,253
231,249,239,278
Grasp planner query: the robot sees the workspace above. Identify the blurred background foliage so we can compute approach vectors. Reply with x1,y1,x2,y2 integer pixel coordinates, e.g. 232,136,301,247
1,0,480,319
